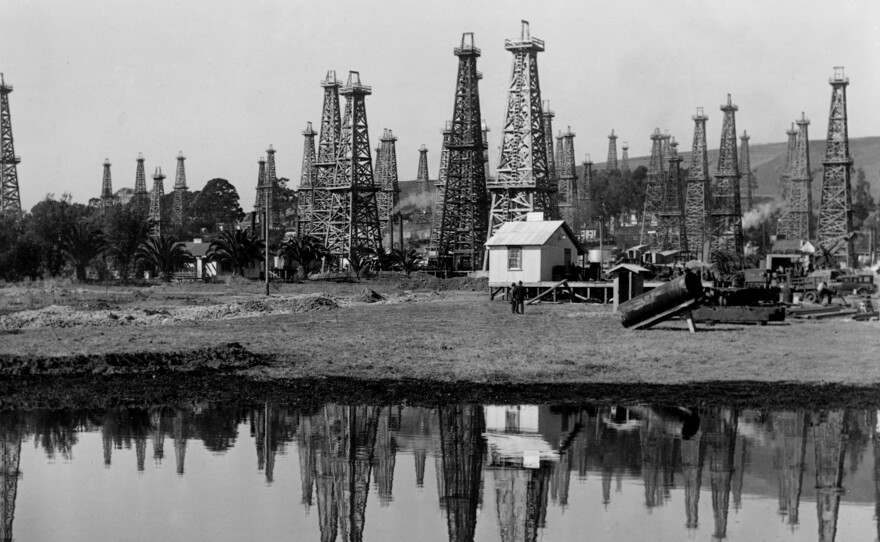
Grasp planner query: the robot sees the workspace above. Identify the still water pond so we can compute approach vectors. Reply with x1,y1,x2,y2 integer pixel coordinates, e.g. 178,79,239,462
1,403,877,541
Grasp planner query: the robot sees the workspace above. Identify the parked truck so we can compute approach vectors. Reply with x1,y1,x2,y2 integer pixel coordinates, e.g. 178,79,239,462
787,270,876,302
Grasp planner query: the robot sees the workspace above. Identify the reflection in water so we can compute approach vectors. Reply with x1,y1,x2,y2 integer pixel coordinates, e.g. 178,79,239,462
5,403,880,541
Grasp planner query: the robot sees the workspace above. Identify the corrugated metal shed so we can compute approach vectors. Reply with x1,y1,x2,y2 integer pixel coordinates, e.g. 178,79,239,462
485,220,585,253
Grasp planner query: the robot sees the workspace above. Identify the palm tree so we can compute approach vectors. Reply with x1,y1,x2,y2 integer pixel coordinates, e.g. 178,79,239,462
206,227,264,276
277,234,328,279
346,246,375,281
135,235,194,281
391,247,425,277
59,221,105,281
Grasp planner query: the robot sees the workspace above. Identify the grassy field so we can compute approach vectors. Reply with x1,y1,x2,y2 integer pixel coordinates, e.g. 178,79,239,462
1,278,878,388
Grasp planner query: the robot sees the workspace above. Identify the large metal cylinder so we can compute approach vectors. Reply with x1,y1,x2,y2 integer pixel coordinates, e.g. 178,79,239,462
618,272,703,328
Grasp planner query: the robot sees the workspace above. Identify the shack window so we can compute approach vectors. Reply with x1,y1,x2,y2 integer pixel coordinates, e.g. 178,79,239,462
508,247,522,270
564,248,572,267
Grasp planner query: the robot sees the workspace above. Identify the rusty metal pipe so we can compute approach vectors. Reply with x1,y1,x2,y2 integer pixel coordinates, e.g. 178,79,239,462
618,272,703,328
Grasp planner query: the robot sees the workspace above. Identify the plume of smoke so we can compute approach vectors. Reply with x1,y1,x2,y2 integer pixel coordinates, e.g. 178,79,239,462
393,187,435,215
741,201,777,230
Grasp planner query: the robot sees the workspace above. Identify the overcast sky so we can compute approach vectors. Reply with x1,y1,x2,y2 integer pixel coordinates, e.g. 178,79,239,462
2,0,878,210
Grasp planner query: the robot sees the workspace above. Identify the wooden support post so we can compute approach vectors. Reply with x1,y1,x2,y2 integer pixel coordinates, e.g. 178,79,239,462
683,310,697,334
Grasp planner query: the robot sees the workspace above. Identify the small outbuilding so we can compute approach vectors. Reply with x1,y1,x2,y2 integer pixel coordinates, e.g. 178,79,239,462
607,263,651,312
485,214,586,285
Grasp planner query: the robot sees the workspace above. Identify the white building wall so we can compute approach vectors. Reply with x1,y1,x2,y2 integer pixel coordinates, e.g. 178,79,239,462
487,225,581,283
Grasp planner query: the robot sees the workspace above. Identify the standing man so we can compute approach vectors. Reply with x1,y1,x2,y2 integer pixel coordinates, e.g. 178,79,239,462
509,282,518,313
516,280,525,314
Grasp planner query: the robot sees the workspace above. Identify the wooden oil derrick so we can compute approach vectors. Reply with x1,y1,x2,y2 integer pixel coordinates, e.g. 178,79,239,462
133,153,148,208
171,152,187,230
487,21,557,244
684,109,710,260
307,71,343,242
429,122,452,258
100,159,114,209
739,131,754,211
558,126,579,233
416,144,430,193
640,128,665,246
264,145,280,231
254,157,267,231
710,95,743,257
373,406,400,507
817,67,855,267
376,129,401,249
0,74,21,214
297,122,318,236
620,141,630,173
776,124,799,239
148,167,165,236
658,138,686,252
813,409,849,542
0,413,22,542
607,129,619,171
543,101,557,194
578,154,593,238
325,71,383,262
788,114,814,241
436,32,489,271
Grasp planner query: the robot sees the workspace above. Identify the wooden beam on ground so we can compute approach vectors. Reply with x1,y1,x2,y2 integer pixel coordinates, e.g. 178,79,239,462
629,298,700,330
526,280,569,305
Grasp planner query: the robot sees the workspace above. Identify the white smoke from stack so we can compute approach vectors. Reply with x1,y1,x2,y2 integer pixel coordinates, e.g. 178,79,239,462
741,201,777,230
392,188,434,216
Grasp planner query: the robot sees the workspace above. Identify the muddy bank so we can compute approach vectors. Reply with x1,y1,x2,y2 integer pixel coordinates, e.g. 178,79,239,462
0,342,269,377
3,373,880,411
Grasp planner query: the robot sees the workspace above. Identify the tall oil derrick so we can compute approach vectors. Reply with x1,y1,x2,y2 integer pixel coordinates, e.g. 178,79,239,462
620,141,630,173
817,67,854,266
265,145,280,231
436,32,489,271
578,154,593,238
606,130,618,171
557,126,578,232
0,74,21,214
255,157,267,227
739,131,753,211
0,413,22,542
704,408,738,541
488,21,556,242
787,113,814,241
417,144,430,193
681,424,706,531
542,101,557,192
710,95,743,257
133,153,148,207
429,122,452,256
376,129,401,248
658,138,686,252
308,71,343,241
438,405,485,542
481,120,491,180
100,159,114,208
776,124,799,239
640,128,666,246
325,71,382,262
684,109,710,260
773,411,808,527
813,410,850,542
297,122,317,235
148,167,165,236
171,151,187,231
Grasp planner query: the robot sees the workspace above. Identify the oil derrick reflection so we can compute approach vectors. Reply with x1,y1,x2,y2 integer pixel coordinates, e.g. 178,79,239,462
486,406,553,542
703,408,738,540
173,409,190,476
438,405,485,542
0,413,22,542
873,411,880,542
253,405,296,484
322,405,380,542
404,407,433,488
637,409,678,509
151,409,165,463
812,409,850,542
772,411,808,528
372,406,400,506
297,413,316,509
681,417,706,530
100,409,153,471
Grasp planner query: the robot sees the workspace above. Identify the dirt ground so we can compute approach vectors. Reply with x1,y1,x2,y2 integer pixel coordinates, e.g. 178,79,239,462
1,276,879,409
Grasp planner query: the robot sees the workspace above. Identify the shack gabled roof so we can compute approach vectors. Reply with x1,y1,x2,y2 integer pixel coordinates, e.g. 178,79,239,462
485,220,586,254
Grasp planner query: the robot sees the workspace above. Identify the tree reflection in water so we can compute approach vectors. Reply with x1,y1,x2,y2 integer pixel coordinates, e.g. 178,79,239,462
2,402,880,541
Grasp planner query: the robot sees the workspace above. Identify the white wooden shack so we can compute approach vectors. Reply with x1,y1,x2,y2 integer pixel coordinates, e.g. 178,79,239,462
485,214,585,285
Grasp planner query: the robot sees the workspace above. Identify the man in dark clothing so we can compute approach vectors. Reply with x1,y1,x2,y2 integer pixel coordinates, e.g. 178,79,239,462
515,280,525,314
509,283,518,313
